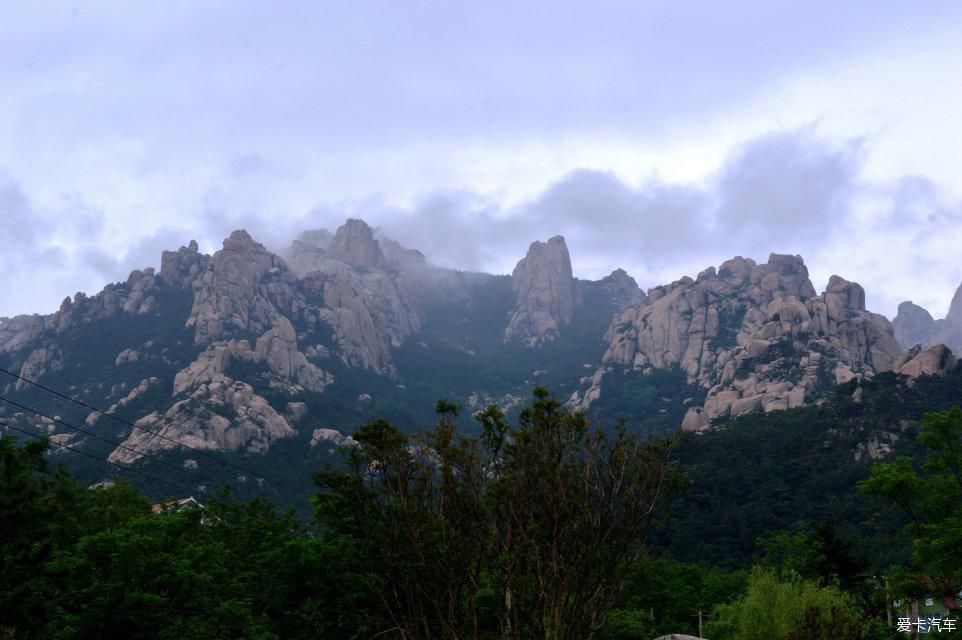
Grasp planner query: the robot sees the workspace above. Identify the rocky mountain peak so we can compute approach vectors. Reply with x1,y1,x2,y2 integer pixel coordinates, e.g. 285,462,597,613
601,268,646,309
326,218,385,270
160,239,209,289
892,300,939,349
933,282,962,353
572,253,901,430
504,235,575,346
187,229,288,345
825,275,865,311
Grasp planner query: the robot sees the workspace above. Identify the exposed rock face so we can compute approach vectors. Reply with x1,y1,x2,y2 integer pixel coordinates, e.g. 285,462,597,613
892,344,957,378
160,240,210,288
16,346,64,390
254,317,332,392
505,236,576,346
291,219,423,373
893,301,939,349
187,230,288,344
933,282,962,353
825,275,865,311
173,329,332,397
172,340,258,395
599,268,646,310
310,427,357,448
85,377,160,427
51,268,161,332
326,218,385,269
0,315,47,354
572,255,902,429
286,239,326,276
114,349,140,366
109,376,295,464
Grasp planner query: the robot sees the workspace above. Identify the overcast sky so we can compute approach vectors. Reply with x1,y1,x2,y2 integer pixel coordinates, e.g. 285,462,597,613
3,1,962,319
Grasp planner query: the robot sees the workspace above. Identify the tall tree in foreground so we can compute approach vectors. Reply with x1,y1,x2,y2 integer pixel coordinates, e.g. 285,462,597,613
484,388,684,639
314,388,684,639
860,407,962,594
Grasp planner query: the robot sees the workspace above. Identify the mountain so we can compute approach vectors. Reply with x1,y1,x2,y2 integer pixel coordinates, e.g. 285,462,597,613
0,220,644,499
891,282,962,353
892,300,940,349
570,254,902,431
0,219,944,502
504,235,578,346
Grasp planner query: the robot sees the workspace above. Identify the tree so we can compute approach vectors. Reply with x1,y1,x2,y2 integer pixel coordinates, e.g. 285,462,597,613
485,388,684,639
0,435,86,636
314,388,684,639
860,407,962,593
706,567,864,640
314,401,492,639
758,522,868,594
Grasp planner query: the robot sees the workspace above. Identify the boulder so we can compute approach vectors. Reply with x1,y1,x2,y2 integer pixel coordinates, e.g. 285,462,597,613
576,254,902,429
893,344,956,378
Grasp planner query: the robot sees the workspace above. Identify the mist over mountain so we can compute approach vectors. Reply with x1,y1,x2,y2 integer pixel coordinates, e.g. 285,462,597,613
3,217,958,504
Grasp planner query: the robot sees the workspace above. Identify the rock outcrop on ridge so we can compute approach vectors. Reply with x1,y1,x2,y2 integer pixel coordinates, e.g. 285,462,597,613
891,343,957,378
4,216,938,476
0,314,47,354
892,301,940,350
289,219,423,373
160,240,210,289
932,283,962,354
109,376,296,464
571,254,902,430
504,235,576,346
187,230,289,345
599,268,647,310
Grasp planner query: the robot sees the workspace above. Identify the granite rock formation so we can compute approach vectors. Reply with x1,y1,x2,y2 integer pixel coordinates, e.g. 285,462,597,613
504,235,576,346
932,283,962,353
109,376,295,464
160,240,210,289
187,230,288,345
892,301,939,350
891,344,957,378
571,254,902,430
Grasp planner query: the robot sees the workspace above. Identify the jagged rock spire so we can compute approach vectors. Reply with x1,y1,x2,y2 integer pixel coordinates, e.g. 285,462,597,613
504,235,575,346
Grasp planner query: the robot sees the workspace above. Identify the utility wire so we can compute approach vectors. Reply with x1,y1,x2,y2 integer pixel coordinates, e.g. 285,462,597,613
0,420,213,500
0,365,318,498
0,419,317,528
0,393,252,499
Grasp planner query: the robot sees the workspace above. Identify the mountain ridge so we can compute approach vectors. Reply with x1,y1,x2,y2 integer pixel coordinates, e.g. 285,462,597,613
0,218,957,491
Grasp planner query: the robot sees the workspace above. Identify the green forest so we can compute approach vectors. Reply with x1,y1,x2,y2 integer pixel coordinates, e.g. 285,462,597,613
3,366,962,638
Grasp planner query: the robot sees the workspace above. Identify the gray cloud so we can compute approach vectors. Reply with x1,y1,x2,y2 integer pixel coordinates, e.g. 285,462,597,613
3,126,962,321
0,174,40,258
367,126,863,280
4,2,959,154
711,128,862,253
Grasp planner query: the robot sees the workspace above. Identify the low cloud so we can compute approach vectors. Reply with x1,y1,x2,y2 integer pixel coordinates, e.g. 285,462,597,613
3,127,962,320
366,126,866,281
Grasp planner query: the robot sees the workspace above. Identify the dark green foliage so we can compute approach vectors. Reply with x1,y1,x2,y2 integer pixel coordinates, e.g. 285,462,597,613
610,554,748,637
651,366,962,572
314,388,683,639
0,434,369,639
706,568,866,640
588,366,705,437
860,406,962,595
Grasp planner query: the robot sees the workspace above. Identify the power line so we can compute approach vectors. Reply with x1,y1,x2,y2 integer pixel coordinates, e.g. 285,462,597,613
0,365,317,498
0,420,212,500
0,393,243,497
0,419,316,528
